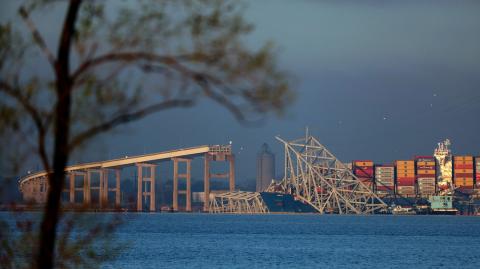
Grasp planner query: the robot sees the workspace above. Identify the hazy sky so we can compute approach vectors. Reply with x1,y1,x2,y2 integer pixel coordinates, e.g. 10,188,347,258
1,0,479,183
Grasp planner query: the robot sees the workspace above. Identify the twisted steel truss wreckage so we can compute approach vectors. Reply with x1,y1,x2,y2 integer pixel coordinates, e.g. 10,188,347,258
209,191,269,213
210,133,388,214
275,134,388,214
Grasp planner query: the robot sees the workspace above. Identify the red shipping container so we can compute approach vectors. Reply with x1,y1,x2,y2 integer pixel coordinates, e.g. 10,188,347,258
354,170,374,175
397,180,415,184
416,175,435,179
377,186,393,191
397,181,415,184
396,176,415,180
354,165,374,168
354,167,372,171
354,167,374,172
355,174,373,178
454,173,473,178
397,178,415,182
454,164,473,169
354,166,374,169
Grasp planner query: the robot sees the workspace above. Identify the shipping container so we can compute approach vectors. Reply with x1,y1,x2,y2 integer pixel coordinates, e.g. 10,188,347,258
454,173,474,178
415,156,435,161
454,164,473,169
417,170,436,175
453,169,474,174
396,160,415,165
417,165,435,170
353,161,374,166
454,156,473,161
376,185,394,189
454,161,474,165
397,186,415,195
417,161,436,166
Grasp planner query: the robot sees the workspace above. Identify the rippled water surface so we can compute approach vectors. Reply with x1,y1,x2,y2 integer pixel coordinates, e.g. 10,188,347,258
3,213,480,268
108,214,480,269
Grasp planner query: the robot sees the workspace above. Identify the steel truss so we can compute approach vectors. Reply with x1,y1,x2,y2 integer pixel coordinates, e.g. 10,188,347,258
209,191,269,213
276,135,388,214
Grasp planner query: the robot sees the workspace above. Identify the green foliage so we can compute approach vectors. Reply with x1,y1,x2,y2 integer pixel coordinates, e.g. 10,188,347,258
0,212,124,269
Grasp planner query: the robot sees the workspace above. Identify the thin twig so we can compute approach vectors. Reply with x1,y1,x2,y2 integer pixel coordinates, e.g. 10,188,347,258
18,6,56,68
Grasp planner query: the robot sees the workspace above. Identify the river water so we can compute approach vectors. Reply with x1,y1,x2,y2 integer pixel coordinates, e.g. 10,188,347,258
2,213,480,268
111,214,480,268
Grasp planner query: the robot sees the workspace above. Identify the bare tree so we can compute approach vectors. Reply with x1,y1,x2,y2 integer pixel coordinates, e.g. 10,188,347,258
0,0,294,268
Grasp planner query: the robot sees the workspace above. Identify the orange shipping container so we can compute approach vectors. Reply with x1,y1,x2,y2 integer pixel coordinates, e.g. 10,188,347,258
397,160,414,164
455,177,474,181
354,161,373,166
453,169,473,173
455,180,474,185
453,155,473,161
418,170,436,175
397,169,415,172
454,162,474,166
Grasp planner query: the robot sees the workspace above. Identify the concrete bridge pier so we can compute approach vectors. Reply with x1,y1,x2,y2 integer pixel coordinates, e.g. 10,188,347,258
203,152,235,212
136,163,156,212
67,171,87,205
172,157,192,212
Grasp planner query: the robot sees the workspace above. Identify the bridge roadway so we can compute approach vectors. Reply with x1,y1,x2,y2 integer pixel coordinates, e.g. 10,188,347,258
19,145,235,212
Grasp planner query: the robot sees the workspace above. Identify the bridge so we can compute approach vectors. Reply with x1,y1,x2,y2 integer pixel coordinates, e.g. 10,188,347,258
19,145,235,212
209,133,388,214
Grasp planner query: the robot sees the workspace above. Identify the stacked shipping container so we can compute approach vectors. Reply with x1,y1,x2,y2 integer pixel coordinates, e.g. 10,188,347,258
348,154,480,197
396,160,415,196
475,157,480,189
416,156,436,196
375,165,395,196
453,156,474,189
353,160,374,190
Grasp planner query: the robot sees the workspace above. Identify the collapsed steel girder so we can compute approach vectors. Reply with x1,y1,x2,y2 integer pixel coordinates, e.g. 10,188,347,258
276,135,388,214
209,191,269,214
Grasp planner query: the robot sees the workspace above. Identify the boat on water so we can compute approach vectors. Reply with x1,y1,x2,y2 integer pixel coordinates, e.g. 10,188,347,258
391,205,416,215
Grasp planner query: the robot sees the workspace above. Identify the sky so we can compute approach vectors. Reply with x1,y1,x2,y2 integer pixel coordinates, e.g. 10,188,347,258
1,0,480,185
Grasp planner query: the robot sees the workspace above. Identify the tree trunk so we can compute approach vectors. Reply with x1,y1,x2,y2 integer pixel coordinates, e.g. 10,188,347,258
36,1,81,268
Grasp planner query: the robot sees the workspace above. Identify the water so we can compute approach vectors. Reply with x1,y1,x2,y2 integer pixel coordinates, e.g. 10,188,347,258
110,214,480,269
3,213,480,268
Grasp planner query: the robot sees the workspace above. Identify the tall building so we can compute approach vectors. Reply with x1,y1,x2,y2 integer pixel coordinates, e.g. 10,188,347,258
256,143,275,192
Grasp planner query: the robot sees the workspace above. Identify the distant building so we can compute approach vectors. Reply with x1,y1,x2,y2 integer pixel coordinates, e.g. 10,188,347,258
256,143,275,192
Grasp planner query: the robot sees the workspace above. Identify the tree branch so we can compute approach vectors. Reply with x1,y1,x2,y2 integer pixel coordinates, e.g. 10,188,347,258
195,77,246,122
71,52,200,82
74,51,269,127
68,98,194,151
0,80,51,172
18,6,56,69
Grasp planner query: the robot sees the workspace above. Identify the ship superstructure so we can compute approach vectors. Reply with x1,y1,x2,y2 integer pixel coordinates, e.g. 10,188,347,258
434,139,453,191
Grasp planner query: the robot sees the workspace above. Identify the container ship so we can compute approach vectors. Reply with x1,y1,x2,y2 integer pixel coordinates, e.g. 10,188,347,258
348,139,480,215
